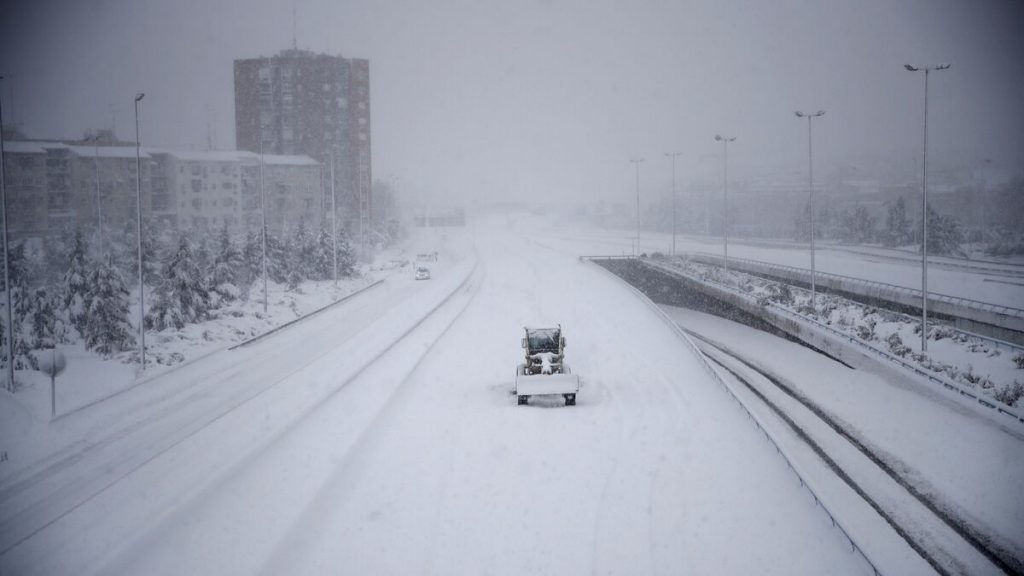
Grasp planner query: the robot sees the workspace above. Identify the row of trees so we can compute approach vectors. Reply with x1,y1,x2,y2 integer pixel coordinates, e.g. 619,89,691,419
1,220,365,384
793,197,965,255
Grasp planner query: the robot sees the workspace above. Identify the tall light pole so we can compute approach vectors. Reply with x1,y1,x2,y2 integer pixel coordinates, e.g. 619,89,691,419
330,148,338,284
0,76,13,392
133,92,146,371
714,135,736,272
905,63,950,353
795,110,825,308
629,158,643,256
665,152,682,256
85,133,103,245
259,125,268,314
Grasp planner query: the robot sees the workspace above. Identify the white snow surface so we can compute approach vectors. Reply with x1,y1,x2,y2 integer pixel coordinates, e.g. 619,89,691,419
556,224,1024,309
0,216,881,575
661,305,1024,570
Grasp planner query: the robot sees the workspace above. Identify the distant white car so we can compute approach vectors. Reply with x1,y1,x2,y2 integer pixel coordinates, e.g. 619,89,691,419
415,267,431,280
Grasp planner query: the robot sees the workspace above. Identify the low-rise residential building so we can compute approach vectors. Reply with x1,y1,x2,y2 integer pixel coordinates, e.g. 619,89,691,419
2,138,321,242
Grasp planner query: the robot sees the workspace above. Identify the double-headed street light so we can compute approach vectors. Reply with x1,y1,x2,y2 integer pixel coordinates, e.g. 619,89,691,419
905,63,950,353
714,135,736,272
795,110,825,308
629,158,644,256
134,92,146,371
665,152,682,256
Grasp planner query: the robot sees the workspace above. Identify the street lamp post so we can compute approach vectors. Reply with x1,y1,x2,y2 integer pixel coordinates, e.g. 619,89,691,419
795,110,825,308
85,133,103,245
714,135,736,272
259,126,268,314
905,63,950,353
330,148,338,285
0,76,13,392
629,158,643,256
133,92,146,371
665,152,682,257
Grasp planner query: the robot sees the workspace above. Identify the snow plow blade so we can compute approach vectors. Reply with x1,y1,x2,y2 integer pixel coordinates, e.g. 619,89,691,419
515,373,580,396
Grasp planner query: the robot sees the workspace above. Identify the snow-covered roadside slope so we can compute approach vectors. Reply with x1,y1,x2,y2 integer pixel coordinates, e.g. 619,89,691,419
662,305,1024,567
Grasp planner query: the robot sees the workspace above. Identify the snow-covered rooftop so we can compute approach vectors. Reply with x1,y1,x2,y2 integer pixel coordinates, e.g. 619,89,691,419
4,141,67,154
152,149,316,166
2,141,314,165
66,145,151,159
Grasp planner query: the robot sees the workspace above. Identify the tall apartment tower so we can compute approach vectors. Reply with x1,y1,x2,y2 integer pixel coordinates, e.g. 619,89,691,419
234,49,371,225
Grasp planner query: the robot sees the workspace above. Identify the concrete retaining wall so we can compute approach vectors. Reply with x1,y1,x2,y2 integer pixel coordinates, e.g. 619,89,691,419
683,252,1024,345
591,257,1024,426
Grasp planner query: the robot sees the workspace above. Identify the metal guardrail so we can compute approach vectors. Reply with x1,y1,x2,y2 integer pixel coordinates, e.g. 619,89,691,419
578,254,635,261
586,258,885,575
683,252,1024,320
641,258,1024,425
673,234,1024,277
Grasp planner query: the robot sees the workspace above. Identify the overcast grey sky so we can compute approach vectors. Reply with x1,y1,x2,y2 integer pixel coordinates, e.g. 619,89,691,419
2,0,1023,205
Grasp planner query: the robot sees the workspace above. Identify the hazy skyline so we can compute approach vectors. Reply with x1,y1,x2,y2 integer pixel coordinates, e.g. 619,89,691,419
2,0,1023,206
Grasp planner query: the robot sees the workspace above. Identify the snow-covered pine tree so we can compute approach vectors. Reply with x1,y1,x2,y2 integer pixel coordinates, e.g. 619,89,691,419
43,227,75,286
145,234,212,331
212,223,244,303
241,228,263,293
282,228,303,291
294,218,315,279
312,227,334,280
884,197,912,247
265,229,287,284
5,242,40,371
336,229,357,277
195,232,213,281
838,205,877,244
917,206,965,256
62,230,91,334
83,257,135,355
111,219,163,284
29,287,58,349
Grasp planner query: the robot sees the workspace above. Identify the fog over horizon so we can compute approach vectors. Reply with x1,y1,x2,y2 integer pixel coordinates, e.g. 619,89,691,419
2,0,1023,207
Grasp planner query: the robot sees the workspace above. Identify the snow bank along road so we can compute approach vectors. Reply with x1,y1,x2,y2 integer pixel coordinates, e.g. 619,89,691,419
4,216,935,575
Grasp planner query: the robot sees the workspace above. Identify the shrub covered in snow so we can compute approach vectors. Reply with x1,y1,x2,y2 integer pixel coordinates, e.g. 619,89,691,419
994,381,1024,407
664,257,1024,409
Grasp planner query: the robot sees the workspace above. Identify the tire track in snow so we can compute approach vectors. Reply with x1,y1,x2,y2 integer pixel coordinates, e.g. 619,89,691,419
253,264,485,575
697,337,1010,576
691,331,1022,576
2,258,480,576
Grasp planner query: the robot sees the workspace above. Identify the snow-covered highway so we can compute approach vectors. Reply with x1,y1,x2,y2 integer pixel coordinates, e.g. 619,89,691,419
4,215,942,575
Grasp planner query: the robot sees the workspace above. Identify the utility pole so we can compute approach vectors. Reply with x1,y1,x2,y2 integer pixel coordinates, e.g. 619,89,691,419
905,63,950,353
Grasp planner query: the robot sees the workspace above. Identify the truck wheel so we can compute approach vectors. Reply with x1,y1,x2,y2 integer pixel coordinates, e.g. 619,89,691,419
518,395,528,406
565,394,576,406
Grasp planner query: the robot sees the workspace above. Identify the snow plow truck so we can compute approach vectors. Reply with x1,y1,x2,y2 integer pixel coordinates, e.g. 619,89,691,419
515,325,580,406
